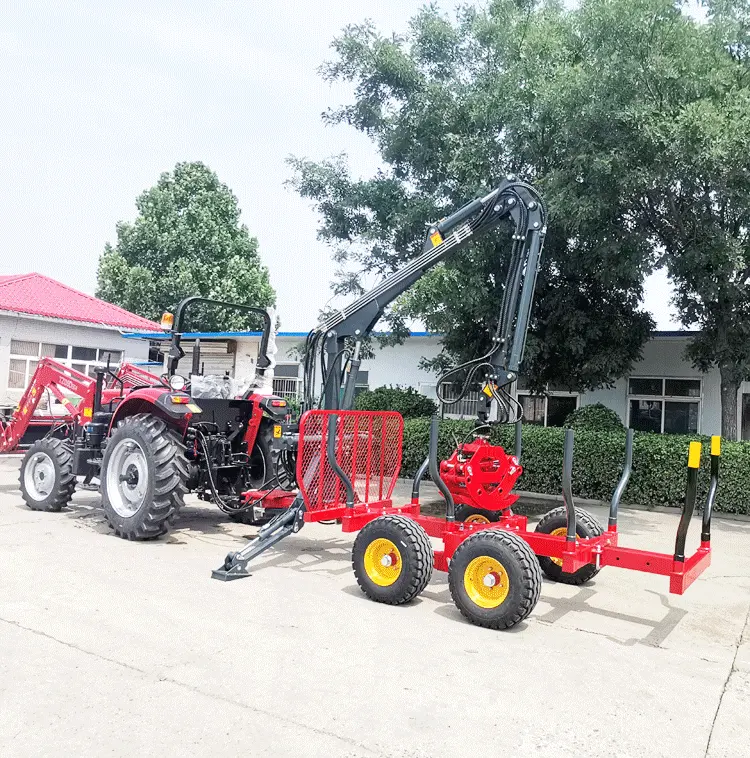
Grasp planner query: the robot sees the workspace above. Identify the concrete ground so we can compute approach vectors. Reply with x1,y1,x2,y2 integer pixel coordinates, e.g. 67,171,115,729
1,455,749,758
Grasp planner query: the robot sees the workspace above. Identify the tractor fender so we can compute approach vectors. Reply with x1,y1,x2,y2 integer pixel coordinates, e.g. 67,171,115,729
108,388,192,434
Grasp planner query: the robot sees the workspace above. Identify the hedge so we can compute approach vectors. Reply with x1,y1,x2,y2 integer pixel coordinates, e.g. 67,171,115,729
401,418,750,515
355,386,437,419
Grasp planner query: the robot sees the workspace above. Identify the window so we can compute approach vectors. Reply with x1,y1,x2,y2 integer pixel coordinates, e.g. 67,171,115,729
272,363,301,400
274,363,300,378
628,378,701,434
72,346,97,361
517,381,579,427
8,340,123,390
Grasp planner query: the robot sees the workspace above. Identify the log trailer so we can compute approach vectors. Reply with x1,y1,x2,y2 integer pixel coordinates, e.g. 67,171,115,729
212,177,717,630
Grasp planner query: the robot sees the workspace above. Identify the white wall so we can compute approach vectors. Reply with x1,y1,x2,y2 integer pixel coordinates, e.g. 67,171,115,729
579,336,722,436
0,313,150,408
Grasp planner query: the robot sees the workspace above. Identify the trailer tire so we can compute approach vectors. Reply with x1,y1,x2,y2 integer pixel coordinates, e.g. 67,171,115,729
534,506,604,585
19,438,76,512
448,530,542,630
101,413,188,540
455,504,500,524
352,515,433,605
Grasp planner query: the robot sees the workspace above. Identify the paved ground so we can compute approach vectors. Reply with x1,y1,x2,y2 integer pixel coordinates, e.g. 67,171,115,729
1,455,749,758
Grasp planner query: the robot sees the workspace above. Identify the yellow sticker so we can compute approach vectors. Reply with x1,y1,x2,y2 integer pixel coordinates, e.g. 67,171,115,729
688,441,702,469
711,435,721,457
429,231,442,247
82,407,93,419
482,384,496,398
186,403,202,414
273,425,282,438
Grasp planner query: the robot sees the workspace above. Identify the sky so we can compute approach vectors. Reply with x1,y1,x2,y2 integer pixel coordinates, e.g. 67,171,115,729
0,0,680,332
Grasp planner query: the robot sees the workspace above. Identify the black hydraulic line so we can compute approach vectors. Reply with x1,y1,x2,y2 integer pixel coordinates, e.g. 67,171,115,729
514,419,522,464
609,428,634,529
702,437,720,543
325,414,355,508
411,456,430,501
341,342,361,411
675,441,702,562
562,429,577,542
428,416,455,521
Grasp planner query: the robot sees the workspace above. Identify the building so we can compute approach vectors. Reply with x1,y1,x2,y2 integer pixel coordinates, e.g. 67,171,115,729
0,273,159,414
149,328,743,439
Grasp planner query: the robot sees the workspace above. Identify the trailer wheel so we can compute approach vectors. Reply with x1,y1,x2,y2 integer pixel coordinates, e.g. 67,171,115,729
352,515,433,605
455,504,500,524
448,530,542,630
534,506,604,585
101,414,188,540
19,438,76,512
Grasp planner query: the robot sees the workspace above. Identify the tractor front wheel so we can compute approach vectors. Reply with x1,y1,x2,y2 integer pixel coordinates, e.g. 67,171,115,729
448,530,542,630
534,506,604,585
352,515,433,605
101,414,188,540
19,437,76,512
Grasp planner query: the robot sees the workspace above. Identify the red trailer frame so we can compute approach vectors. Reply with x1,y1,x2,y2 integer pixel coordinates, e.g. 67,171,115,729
215,411,717,612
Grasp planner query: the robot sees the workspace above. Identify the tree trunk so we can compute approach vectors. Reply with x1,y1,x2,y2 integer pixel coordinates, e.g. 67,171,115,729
719,365,740,441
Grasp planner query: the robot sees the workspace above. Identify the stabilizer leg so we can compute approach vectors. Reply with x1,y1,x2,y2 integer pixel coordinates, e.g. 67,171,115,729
211,495,306,581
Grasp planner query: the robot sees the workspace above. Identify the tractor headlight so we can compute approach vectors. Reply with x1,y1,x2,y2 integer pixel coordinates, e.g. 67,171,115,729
169,374,187,392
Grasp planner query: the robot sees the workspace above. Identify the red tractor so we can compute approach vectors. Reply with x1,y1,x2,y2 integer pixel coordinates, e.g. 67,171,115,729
8,297,293,539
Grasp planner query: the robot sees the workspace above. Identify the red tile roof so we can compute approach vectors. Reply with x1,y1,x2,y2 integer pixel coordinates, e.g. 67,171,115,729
0,273,162,331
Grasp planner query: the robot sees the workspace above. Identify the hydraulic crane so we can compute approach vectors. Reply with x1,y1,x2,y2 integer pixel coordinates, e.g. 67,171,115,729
215,176,548,577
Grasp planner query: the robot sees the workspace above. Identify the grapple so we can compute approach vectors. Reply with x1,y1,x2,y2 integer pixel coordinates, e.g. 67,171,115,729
440,440,522,513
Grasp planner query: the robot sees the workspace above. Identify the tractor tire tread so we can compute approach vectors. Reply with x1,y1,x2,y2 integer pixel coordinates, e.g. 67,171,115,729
102,413,187,540
19,437,76,512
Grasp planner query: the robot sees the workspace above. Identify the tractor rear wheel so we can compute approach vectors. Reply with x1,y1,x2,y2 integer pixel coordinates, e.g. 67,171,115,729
19,437,76,512
534,506,604,585
230,420,291,526
455,504,500,524
101,414,188,540
352,515,433,605
448,530,542,630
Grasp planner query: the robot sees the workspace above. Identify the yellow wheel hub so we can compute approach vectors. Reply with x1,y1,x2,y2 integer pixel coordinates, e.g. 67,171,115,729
463,556,510,609
465,513,491,524
363,538,402,586
549,527,569,567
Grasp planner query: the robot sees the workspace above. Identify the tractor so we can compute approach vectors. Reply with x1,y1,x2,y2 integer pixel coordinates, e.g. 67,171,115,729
11,297,293,539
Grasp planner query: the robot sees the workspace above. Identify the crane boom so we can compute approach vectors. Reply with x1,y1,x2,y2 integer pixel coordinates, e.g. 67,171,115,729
302,177,547,412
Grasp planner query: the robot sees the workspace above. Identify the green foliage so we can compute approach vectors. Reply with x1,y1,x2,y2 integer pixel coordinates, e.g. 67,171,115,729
401,419,750,514
291,0,750,434
354,385,437,419
96,162,276,330
564,403,625,432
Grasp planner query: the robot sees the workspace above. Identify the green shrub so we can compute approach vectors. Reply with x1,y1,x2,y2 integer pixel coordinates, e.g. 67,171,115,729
400,420,750,515
355,385,437,419
564,403,625,431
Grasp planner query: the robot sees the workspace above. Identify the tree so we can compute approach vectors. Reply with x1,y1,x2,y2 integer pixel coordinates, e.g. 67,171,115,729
97,162,275,331
289,1,656,396
290,0,750,436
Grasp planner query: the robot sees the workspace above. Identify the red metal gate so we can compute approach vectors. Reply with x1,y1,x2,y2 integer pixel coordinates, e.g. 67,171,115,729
296,410,403,516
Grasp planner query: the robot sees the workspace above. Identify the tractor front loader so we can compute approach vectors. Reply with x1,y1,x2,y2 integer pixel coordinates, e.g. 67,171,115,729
7,296,294,539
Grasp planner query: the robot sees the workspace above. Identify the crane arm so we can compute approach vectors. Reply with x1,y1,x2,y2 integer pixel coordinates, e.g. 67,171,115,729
302,177,547,412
